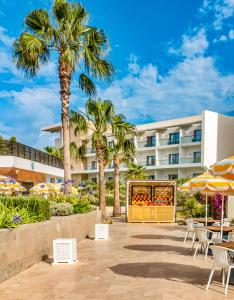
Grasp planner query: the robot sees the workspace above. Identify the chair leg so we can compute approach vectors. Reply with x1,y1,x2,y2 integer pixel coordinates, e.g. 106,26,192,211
222,269,225,286
192,232,196,249
194,243,199,258
206,266,215,290
225,268,231,294
205,244,209,259
184,231,189,242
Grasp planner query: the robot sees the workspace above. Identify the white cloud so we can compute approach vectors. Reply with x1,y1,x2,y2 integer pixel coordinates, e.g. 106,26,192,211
228,28,234,38
181,29,209,58
0,26,14,47
97,53,234,124
201,0,234,30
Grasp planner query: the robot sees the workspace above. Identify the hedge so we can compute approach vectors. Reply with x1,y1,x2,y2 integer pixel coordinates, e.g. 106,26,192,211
0,195,51,221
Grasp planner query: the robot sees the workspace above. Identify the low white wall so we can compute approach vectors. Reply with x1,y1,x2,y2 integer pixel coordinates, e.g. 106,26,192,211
0,209,101,282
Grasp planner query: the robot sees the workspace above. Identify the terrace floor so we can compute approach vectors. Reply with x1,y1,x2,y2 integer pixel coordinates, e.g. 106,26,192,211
0,220,234,300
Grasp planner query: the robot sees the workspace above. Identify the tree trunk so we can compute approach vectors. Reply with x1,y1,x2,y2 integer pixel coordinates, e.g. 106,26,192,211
98,159,107,220
59,58,72,193
113,155,120,217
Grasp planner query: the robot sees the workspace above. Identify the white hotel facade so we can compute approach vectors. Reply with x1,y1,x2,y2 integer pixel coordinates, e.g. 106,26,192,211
43,110,234,184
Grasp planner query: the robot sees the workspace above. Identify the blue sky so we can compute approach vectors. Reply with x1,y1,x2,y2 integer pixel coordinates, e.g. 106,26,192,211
0,0,234,148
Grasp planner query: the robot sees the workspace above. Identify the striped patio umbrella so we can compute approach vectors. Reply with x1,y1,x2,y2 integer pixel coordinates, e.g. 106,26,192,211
54,183,78,194
180,172,234,233
0,175,26,193
210,156,234,180
30,183,58,195
178,181,191,192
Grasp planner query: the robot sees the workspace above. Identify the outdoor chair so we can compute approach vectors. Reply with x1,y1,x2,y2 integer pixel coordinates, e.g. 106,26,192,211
193,228,213,259
223,221,231,227
184,219,203,248
206,245,234,294
228,232,234,242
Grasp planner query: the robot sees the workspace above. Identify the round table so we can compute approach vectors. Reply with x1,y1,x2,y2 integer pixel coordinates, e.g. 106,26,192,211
206,226,234,233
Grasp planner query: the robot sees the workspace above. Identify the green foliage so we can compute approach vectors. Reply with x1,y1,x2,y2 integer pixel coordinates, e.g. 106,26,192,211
44,146,63,159
106,179,115,193
124,163,147,180
176,190,188,206
182,197,205,218
176,177,190,186
105,195,114,206
50,202,74,216
0,195,51,222
73,198,92,214
9,136,17,142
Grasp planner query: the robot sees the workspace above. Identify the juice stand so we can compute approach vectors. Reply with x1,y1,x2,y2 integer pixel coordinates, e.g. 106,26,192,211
126,180,176,222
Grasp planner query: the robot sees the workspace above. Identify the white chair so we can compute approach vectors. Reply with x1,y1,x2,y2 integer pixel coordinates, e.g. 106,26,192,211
223,221,230,227
228,232,234,242
184,219,203,248
193,228,213,259
206,245,234,294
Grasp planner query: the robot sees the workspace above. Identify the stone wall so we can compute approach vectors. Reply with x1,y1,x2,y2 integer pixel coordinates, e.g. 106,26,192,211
0,209,101,282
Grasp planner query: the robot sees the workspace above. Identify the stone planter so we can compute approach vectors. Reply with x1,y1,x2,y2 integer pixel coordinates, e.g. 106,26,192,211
0,209,101,282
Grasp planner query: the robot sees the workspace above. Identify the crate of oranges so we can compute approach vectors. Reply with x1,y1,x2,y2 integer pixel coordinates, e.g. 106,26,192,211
131,194,157,206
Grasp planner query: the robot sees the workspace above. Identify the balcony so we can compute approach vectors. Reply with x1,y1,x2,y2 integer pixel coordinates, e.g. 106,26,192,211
158,138,180,146
137,160,156,167
137,141,156,148
86,148,95,154
0,140,63,169
181,136,201,144
158,159,179,166
87,165,97,170
180,157,201,164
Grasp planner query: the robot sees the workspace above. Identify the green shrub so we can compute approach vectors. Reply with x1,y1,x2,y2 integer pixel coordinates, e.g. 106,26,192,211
73,198,92,214
0,203,41,229
105,195,114,206
50,202,74,216
182,197,205,218
0,195,51,222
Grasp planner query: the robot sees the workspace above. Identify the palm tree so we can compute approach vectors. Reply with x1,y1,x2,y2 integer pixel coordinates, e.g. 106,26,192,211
111,115,135,216
44,146,63,159
13,0,114,192
124,163,147,180
70,98,114,219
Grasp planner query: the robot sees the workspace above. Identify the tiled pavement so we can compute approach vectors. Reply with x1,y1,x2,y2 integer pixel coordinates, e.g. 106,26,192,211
0,219,234,300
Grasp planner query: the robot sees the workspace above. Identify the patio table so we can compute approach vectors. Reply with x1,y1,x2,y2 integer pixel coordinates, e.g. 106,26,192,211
194,218,221,225
215,241,234,285
205,226,234,233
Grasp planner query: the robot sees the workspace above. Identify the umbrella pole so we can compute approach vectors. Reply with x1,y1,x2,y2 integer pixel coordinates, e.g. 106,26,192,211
221,194,224,238
205,194,208,227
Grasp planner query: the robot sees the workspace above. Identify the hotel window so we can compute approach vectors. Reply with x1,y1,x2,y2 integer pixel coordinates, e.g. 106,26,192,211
193,152,201,163
91,161,96,169
92,177,97,183
146,155,155,166
193,173,202,177
145,136,156,147
108,176,114,181
108,141,114,148
169,153,179,164
168,174,178,180
148,175,155,180
169,132,180,144
193,129,201,142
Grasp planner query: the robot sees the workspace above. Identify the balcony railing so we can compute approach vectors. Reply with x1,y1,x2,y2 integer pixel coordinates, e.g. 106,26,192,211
137,160,156,167
87,165,97,170
0,140,63,169
86,148,95,154
159,139,180,146
158,159,179,165
137,141,156,148
181,136,202,144
180,157,201,164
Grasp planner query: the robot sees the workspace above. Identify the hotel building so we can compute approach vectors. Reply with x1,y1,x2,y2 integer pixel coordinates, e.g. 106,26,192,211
42,110,234,184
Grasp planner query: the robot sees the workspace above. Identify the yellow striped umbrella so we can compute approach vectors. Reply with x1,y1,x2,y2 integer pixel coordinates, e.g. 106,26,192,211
180,172,234,232
178,181,191,192
30,183,58,195
54,183,78,194
210,156,234,180
0,175,26,193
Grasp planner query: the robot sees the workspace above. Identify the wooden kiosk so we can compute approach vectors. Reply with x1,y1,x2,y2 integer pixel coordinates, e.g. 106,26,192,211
126,180,176,223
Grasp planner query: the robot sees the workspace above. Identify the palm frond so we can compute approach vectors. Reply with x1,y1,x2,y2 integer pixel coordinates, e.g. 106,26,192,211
13,32,49,77
25,9,54,39
70,110,88,135
79,73,96,96
70,142,85,160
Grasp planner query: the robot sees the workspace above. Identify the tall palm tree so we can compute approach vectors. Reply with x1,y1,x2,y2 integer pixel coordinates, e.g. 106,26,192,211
13,0,114,192
124,163,147,180
70,98,114,219
111,115,135,216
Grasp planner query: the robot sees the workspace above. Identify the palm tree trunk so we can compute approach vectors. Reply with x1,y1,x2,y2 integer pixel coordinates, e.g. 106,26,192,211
59,58,72,193
98,158,107,220
113,155,120,216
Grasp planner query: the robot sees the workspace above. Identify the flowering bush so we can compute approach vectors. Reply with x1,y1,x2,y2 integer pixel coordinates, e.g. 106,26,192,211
50,202,74,216
212,193,228,219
